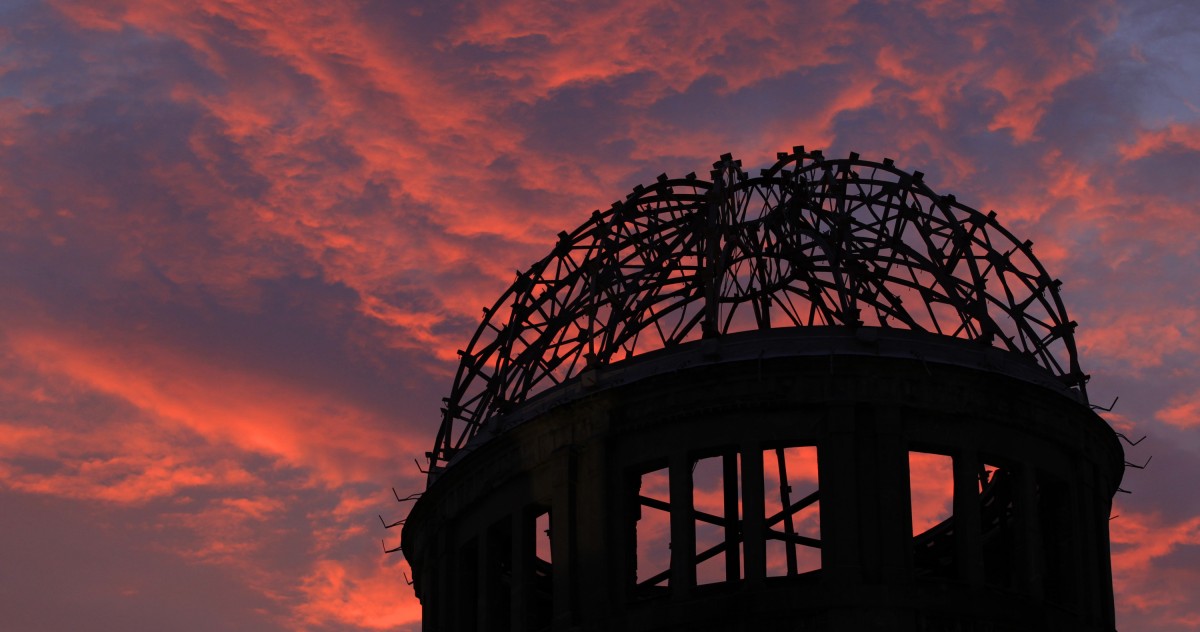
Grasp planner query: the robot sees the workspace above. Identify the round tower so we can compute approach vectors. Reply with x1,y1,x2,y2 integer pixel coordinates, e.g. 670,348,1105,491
400,149,1124,631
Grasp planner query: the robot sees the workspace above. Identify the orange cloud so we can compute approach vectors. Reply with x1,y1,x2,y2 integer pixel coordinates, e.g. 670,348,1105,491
453,0,854,100
1156,392,1200,429
0,320,423,625
294,557,421,631
1119,122,1200,161
0,448,255,504
155,495,290,569
41,0,568,367
6,324,423,489
34,1,1127,387
1078,307,1200,373
1111,511,1200,627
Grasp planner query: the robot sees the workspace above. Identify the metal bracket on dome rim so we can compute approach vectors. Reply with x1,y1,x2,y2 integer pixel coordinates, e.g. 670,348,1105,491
427,148,1087,478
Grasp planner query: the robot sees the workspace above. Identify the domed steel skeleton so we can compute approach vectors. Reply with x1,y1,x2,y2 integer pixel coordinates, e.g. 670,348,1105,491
429,148,1086,474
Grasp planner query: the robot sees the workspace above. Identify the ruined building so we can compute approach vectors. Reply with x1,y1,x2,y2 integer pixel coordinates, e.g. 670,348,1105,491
398,149,1124,631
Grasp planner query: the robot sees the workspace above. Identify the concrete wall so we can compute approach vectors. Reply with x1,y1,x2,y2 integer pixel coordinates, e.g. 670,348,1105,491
402,330,1124,632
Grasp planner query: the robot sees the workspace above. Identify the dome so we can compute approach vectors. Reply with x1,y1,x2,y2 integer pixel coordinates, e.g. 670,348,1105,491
428,149,1086,474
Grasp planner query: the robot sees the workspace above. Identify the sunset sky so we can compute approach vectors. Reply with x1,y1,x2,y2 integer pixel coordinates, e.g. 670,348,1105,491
2,0,1198,630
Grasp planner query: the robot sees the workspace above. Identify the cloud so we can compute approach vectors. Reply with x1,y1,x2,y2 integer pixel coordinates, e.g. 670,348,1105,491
4,324,420,488
294,557,421,631
1156,392,1200,430
1078,307,1200,373
1111,511,1200,629
452,0,855,101
1119,122,1200,161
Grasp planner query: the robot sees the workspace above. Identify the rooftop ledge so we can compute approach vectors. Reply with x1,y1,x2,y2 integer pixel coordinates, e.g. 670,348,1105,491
434,325,1085,480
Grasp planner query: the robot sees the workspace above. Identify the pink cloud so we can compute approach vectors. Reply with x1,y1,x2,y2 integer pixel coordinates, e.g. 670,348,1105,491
5,324,422,488
1156,392,1200,429
36,0,573,365
294,557,421,631
1111,511,1200,628
1119,122,1200,161
452,0,855,100
156,495,290,568
1078,307,1200,373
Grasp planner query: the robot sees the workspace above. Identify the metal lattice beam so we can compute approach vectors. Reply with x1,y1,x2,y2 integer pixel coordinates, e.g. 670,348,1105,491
429,148,1085,474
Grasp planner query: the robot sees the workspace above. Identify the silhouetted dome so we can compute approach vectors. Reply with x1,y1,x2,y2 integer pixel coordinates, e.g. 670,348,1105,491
429,149,1086,472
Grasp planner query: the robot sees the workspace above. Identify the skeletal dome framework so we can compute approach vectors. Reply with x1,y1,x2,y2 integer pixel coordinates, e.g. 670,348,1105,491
431,148,1086,474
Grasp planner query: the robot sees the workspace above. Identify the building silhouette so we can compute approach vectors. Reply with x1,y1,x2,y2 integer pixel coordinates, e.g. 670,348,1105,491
399,149,1124,631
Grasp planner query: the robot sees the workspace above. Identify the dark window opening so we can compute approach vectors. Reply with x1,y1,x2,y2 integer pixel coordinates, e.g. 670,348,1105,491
910,451,956,580
763,446,820,577
693,453,742,585
634,466,672,598
979,461,1016,589
528,508,553,631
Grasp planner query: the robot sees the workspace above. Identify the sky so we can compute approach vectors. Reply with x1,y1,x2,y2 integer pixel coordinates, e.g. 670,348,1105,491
1,0,1198,629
